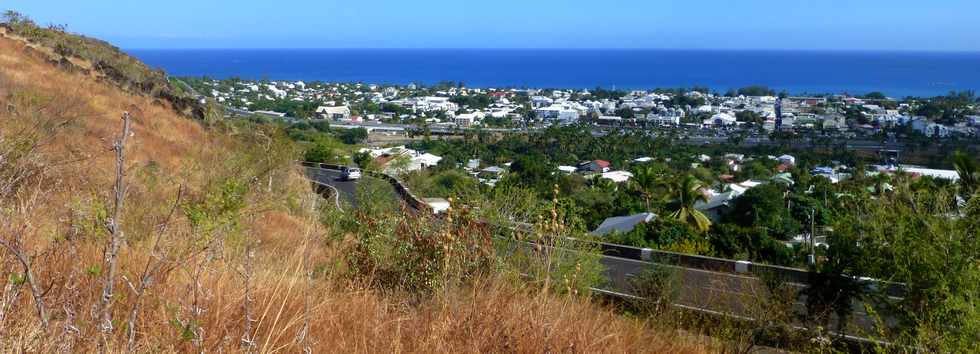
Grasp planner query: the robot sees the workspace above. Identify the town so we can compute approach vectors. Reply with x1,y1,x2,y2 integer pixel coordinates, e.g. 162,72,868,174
182,77,980,142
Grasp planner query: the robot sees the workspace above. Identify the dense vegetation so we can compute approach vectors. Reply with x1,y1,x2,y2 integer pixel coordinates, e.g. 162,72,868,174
395,124,980,350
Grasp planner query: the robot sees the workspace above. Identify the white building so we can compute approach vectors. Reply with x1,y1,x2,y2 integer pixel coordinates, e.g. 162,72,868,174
535,104,581,122
455,113,479,128
268,86,287,99
414,153,443,168
911,119,951,138
315,105,351,120
704,113,737,126
778,154,796,166
416,97,458,112
647,114,681,125
530,96,554,108
600,171,634,183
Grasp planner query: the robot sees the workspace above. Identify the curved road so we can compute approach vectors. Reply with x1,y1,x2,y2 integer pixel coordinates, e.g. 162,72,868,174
306,167,359,208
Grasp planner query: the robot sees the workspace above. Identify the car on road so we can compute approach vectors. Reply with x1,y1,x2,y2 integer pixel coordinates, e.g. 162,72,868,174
341,166,362,180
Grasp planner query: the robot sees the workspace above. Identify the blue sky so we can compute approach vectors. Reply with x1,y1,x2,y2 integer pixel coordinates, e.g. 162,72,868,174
6,0,980,50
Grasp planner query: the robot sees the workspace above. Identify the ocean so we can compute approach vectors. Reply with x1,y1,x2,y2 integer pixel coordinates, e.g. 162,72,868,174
127,49,980,97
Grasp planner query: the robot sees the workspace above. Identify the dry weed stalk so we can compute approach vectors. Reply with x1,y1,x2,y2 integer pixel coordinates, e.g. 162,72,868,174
294,196,318,353
98,111,131,351
239,215,257,353
0,272,24,334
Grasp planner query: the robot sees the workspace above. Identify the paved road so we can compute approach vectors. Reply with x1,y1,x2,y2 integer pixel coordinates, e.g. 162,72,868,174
504,239,887,337
305,167,359,208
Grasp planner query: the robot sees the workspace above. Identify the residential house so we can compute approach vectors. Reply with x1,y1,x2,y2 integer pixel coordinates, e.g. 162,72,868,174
415,153,443,168
578,160,611,173
726,180,763,195
600,171,634,183
695,191,740,223
592,213,656,236
557,165,577,174
479,166,506,186
647,114,681,125
703,113,737,126
911,119,951,138
316,105,351,120
455,113,478,127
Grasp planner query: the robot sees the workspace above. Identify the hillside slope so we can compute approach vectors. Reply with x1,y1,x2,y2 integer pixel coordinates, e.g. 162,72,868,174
0,19,710,353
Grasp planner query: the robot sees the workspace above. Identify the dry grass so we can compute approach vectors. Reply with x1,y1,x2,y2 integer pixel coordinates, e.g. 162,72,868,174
0,34,714,353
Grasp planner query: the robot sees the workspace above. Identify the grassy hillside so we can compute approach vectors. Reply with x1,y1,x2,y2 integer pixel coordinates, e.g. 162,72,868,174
1,11,201,118
0,14,711,353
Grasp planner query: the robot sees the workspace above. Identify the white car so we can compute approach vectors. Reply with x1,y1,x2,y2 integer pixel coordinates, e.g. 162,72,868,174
341,166,361,180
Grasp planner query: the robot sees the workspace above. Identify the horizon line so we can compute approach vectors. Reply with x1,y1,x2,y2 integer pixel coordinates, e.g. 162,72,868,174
122,47,980,54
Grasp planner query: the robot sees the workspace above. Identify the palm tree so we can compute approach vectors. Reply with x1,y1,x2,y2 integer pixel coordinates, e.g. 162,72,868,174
590,175,617,193
953,151,979,200
630,165,662,210
666,175,712,232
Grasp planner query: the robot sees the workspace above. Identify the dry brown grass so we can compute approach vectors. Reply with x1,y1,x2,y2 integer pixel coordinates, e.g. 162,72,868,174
0,34,714,353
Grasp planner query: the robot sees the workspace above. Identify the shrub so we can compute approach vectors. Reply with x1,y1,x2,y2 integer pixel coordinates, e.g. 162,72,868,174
343,201,496,294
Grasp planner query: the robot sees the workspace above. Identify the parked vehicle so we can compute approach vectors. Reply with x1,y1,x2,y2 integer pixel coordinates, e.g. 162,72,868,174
341,166,361,180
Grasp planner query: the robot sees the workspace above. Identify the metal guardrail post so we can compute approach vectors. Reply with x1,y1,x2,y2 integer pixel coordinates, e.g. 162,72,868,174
735,260,751,274
640,248,653,262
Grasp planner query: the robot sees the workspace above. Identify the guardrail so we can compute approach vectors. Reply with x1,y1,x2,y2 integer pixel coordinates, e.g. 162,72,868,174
596,241,906,298
301,161,433,213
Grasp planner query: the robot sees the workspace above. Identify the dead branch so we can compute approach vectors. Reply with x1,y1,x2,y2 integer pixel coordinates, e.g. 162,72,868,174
0,227,48,330
99,111,132,350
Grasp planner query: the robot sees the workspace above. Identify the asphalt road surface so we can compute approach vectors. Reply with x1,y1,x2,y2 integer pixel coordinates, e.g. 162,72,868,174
306,167,359,208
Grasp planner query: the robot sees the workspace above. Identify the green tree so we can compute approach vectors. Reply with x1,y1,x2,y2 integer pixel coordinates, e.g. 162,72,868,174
339,127,368,145
735,110,764,124
311,120,331,132
352,151,373,169
303,137,345,163
862,91,887,100
952,150,979,200
726,183,800,240
665,175,712,232
835,188,980,351
630,165,664,211
736,86,776,97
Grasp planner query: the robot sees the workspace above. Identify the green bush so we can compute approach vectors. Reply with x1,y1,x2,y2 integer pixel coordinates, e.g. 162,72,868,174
303,137,346,164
